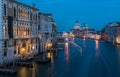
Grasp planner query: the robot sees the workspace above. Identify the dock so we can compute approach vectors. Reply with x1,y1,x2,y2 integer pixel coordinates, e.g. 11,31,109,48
15,62,33,67
0,68,17,74
35,58,51,64
57,48,63,51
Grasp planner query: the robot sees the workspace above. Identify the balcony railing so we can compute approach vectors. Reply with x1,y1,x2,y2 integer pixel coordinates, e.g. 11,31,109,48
14,35,31,39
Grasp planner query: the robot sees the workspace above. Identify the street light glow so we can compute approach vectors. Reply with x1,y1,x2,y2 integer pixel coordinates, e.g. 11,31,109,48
32,46,35,49
116,37,120,44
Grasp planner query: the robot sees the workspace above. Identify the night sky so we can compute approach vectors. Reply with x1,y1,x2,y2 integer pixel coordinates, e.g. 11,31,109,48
17,0,120,32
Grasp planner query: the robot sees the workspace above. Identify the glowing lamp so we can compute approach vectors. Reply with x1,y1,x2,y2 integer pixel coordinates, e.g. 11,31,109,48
66,38,68,41
47,52,51,58
21,48,26,56
32,46,35,49
22,48,25,51
116,37,120,44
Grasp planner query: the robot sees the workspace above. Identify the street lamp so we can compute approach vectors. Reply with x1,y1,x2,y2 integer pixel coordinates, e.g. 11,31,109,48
46,41,52,50
21,47,26,57
116,37,120,44
32,46,35,50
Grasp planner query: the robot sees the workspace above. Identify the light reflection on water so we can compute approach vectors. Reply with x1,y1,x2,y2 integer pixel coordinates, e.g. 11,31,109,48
50,53,54,63
117,45,120,68
18,67,32,77
1,39,120,77
18,67,27,77
95,40,99,56
65,42,69,63
17,63,38,77
117,45,120,56
83,39,86,48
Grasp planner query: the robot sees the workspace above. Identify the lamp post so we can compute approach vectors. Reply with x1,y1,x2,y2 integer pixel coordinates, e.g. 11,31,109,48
21,47,26,60
116,37,120,44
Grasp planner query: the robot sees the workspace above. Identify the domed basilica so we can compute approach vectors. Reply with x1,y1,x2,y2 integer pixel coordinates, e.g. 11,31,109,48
70,20,83,38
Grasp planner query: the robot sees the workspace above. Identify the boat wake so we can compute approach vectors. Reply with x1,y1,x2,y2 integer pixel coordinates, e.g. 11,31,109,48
69,41,82,54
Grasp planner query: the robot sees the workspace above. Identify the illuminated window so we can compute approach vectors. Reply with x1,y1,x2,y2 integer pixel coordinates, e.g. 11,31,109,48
23,30,27,36
13,26,17,35
3,26,6,36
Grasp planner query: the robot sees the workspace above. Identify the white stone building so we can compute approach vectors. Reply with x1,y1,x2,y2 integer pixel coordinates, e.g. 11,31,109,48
105,22,120,44
38,13,57,53
0,0,39,64
70,20,83,38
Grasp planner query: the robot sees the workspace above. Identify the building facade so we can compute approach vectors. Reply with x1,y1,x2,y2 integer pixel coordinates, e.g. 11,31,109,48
0,0,39,64
105,22,120,44
38,13,57,53
70,20,83,38
70,20,101,40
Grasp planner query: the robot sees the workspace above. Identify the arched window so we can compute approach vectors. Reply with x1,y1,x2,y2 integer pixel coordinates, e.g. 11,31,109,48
14,7,16,17
30,12,32,20
28,12,29,19
18,9,20,17
4,4,6,16
3,25,6,36
28,29,30,35
36,14,37,21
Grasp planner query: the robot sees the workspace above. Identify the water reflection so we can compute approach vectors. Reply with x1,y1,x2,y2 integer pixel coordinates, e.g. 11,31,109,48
32,64,38,77
117,45,120,56
51,53,54,63
117,45,120,68
83,39,86,48
65,42,69,62
18,67,31,77
18,64,38,77
95,40,99,56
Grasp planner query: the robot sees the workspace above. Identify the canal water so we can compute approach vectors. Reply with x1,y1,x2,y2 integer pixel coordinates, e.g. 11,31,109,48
1,38,120,77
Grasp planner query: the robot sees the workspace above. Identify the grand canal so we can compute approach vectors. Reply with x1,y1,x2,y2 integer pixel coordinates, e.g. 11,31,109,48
1,38,120,77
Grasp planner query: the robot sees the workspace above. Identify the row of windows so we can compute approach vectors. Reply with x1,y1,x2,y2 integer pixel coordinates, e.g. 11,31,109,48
4,4,16,17
3,26,32,37
18,28,31,36
4,46,34,57
4,39,38,48
3,4,38,21
3,39,38,57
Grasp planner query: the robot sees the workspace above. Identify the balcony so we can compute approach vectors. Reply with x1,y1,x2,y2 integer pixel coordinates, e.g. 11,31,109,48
14,35,31,39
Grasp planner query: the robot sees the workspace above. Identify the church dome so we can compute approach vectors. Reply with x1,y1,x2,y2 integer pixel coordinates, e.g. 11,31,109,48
73,20,81,30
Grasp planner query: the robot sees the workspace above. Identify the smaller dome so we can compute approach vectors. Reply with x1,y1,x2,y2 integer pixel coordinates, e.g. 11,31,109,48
82,24,88,29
